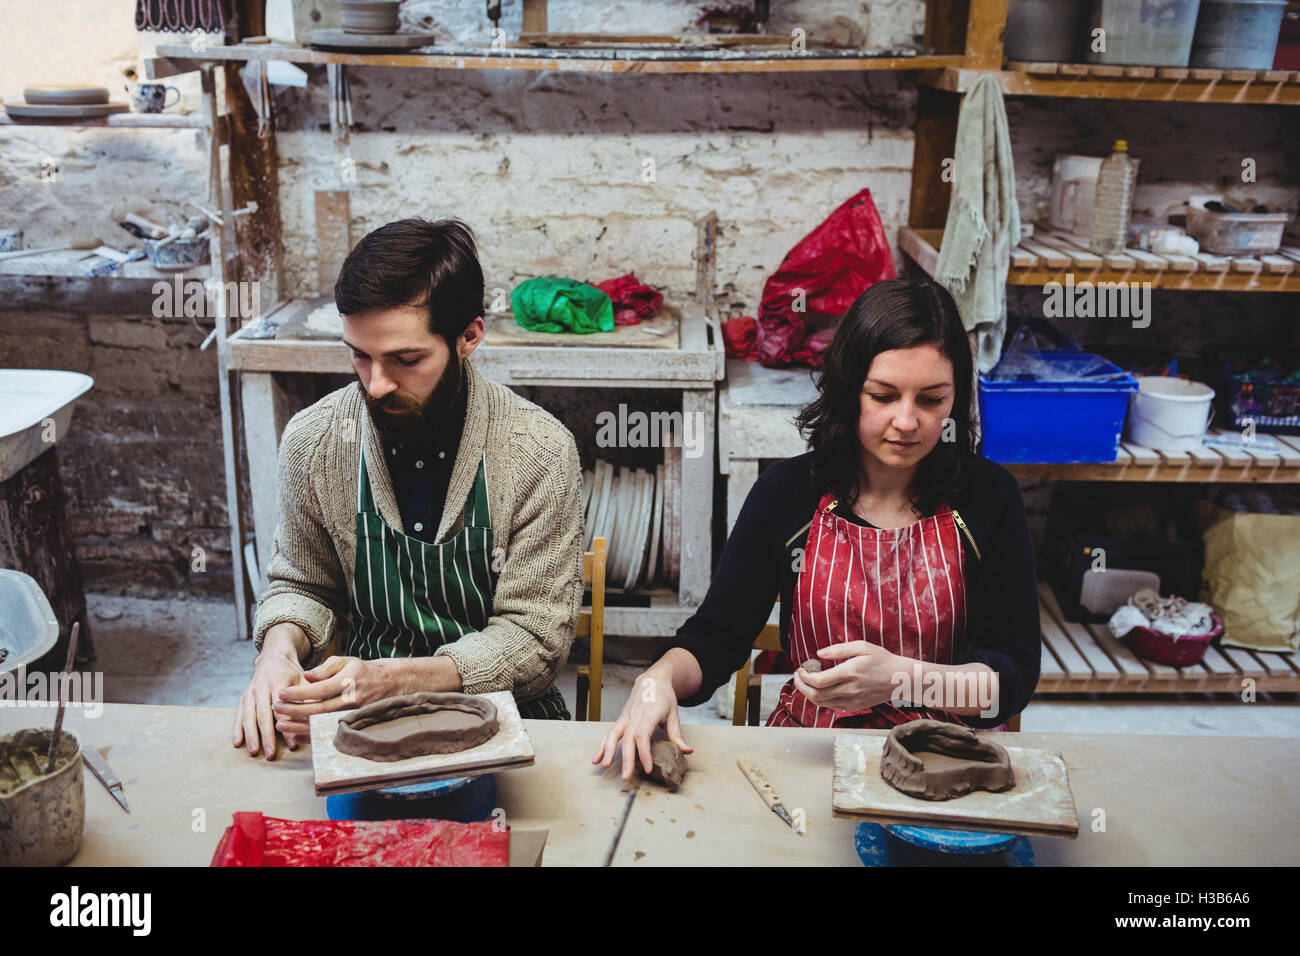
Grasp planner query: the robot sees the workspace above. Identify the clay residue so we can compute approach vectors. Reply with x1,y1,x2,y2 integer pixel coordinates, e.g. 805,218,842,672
880,719,1015,801
0,730,78,796
802,659,823,673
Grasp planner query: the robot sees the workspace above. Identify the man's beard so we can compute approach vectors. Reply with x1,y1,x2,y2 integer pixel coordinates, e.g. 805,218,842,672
362,354,462,447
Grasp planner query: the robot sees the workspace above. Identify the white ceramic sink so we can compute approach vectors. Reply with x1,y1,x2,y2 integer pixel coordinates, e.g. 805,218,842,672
0,568,59,671
0,370,94,482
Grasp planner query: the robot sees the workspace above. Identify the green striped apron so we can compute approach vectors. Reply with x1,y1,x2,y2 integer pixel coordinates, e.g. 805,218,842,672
347,445,570,720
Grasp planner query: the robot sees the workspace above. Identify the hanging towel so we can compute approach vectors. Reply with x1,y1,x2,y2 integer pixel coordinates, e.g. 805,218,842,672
932,73,1020,374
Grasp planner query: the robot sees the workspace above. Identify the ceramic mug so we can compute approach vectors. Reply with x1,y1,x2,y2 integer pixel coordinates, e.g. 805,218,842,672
129,82,180,113
0,229,22,253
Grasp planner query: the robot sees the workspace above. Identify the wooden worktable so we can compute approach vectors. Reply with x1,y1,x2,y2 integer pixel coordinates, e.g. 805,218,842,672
5,704,1296,866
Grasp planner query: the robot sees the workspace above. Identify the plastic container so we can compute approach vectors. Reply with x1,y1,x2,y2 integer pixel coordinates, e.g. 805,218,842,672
979,352,1139,463
1185,195,1290,255
1121,614,1222,666
1005,0,1091,61
1088,140,1138,256
1127,376,1215,450
1191,0,1287,68
1087,0,1202,66
0,728,85,866
0,569,59,672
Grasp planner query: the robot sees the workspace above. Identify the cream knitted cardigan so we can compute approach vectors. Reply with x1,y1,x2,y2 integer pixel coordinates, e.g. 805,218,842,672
252,359,585,702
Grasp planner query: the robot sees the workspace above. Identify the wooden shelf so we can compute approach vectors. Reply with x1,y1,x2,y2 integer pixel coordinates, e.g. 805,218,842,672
0,112,206,129
1003,430,1300,484
1035,584,1300,695
227,296,724,385
901,226,1300,293
0,249,210,281
155,41,963,74
919,63,1300,105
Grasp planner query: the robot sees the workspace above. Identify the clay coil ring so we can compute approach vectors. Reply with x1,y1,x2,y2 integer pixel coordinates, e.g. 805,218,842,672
334,692,499,761
879,718,1015,801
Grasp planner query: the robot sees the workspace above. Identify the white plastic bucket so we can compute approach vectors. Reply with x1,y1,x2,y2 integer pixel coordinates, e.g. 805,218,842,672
1127,376,1215,450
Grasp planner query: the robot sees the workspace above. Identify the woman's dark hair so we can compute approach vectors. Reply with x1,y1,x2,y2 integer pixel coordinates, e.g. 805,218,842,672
334,217,485,344
795,277,976,516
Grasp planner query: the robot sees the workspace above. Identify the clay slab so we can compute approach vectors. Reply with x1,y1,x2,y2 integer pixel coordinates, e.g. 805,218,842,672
831,734,1079,838
311,690,533,796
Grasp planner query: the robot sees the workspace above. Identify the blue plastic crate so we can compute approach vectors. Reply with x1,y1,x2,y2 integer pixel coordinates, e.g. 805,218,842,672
979,352,1138,463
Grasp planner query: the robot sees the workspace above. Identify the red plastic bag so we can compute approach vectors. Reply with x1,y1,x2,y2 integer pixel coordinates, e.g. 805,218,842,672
595,273,664,326
755,188,896,368
210,812,510,867
721,314,758,360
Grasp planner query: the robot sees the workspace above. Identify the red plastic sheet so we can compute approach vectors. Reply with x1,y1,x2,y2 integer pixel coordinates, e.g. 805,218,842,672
209,812,510,867
595,273,664,326
755,188,896,368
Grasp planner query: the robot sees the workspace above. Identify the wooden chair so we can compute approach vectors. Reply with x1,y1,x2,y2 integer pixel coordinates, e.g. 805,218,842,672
731,619,784,726
574,536,606,721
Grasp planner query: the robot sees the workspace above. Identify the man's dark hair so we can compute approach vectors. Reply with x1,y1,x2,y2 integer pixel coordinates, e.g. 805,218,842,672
795,277,977,517
334,217,485,344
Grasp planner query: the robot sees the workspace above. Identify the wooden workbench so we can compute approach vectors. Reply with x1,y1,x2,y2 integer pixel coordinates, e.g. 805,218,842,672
5,704,1295,866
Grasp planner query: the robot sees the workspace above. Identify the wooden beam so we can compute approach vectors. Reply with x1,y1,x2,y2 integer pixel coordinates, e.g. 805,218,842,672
907,87,960,230
222,62,283,311
964,0,1007,70
143,56,201,79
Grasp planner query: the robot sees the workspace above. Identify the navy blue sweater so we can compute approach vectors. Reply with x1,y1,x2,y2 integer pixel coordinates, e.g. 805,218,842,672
655,452,1041,727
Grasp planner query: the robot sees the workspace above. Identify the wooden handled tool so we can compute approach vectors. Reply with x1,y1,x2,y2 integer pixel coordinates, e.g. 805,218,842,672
737,756,802,835
45,621,80,774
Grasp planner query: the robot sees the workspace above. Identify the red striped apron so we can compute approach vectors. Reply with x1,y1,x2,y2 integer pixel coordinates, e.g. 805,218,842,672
767,492,974,730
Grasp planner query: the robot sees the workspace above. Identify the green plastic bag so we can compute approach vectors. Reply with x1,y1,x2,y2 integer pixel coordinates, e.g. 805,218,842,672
511,277,614,334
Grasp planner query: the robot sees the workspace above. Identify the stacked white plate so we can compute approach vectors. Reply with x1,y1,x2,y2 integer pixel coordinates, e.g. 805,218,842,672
581,459,672,591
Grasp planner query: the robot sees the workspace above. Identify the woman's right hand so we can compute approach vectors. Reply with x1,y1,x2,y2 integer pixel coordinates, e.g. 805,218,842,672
592,667,694,781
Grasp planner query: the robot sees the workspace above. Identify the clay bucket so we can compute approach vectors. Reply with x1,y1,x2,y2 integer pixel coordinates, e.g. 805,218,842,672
0,728,85,866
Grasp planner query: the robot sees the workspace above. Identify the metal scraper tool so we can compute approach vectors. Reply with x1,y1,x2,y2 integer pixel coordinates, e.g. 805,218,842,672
738,756,802,835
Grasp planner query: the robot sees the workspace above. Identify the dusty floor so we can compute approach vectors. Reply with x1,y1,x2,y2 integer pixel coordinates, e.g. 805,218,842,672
82,595,1299,737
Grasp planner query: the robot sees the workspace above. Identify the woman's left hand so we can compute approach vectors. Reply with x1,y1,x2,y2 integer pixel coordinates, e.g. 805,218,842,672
793,642,904,712
271,656,397,737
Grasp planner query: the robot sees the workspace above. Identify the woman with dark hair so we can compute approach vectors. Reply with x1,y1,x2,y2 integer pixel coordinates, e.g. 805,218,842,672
595,277,1040,779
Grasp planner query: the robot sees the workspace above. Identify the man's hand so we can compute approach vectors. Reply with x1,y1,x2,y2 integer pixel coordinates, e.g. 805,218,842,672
792,641,903,712
271,656,400,733
232,625,309,761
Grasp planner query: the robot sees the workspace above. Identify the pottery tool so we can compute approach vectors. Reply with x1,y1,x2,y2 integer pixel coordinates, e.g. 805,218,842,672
309,690,535,796
44,622,79,774
82,747,129,813
737,756,801,835
603,786,638,867
831,735,1080,838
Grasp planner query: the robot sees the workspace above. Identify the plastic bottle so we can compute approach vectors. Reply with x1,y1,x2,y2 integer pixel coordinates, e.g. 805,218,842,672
1088,140,1137,256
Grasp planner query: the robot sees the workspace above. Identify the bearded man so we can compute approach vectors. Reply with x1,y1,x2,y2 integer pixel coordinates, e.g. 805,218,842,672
232,218,584,759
